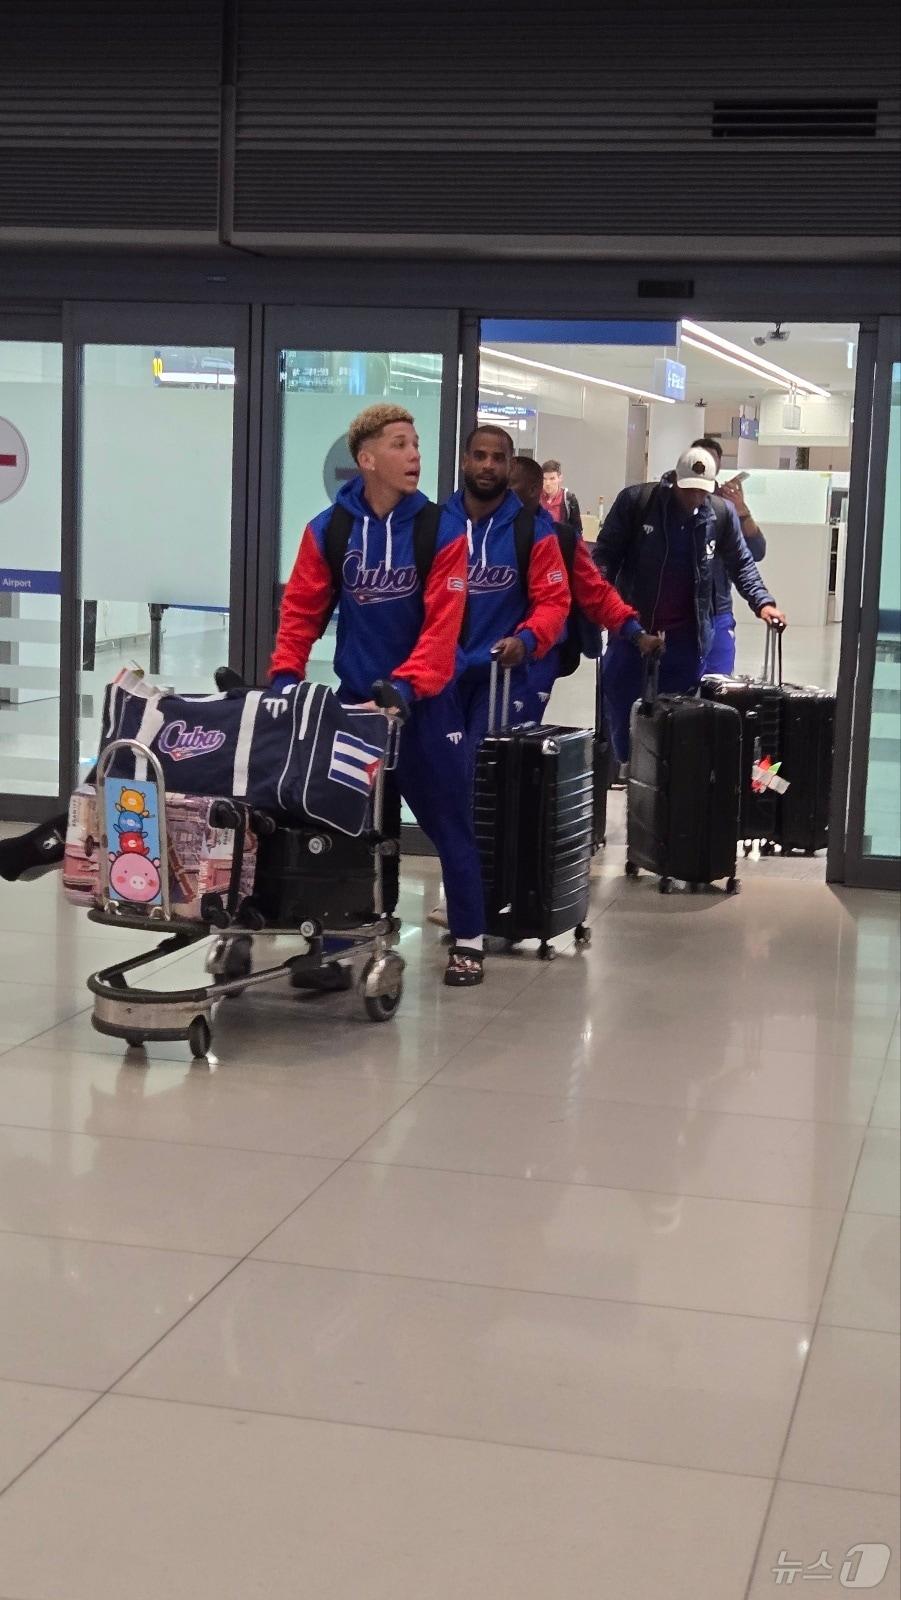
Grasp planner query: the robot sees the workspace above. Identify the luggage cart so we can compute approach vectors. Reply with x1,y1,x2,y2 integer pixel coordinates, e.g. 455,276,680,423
85,724,405,1059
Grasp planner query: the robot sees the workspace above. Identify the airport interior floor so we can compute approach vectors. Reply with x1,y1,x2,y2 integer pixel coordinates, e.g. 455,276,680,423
0,750,899,1596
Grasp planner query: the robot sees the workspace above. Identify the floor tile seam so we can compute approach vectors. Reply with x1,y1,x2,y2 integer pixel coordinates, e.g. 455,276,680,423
5,1001,95,1050
0,1376,103,1400
0,1387,111,1505
90,1387,780,1485
398,1079,882,1129
775,1471,901,1496
231,1253,819,1329
740,1124,880,1597
342,1155,857,1212
0,1117,405,1163
0,1058,450,1088
0,1223,241,1261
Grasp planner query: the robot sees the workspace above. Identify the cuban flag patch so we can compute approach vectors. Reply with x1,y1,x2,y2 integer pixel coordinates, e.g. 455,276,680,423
328,730,383,796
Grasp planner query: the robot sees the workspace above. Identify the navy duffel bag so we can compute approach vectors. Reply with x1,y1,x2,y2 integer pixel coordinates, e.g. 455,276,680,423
97,669,391,837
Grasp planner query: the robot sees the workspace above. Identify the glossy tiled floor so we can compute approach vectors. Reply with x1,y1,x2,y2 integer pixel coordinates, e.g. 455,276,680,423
0,803,898,1598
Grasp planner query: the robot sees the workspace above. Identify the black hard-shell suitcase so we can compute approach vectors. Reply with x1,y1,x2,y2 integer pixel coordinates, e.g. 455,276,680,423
701,626,834,856
474,661,594,957
592,653,612,851
700,624,784,848
776,662,835,856
626,664,741,894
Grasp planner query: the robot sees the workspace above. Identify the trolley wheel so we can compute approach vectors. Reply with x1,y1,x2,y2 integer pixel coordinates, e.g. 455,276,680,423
743,841,752,858
209,936,253,993
574,923,592,948
360,958,403,1023
659,876,674,895
188,1017,212,1059
125,1032,146,1050
625,859,640,879
689,881,700,894
761,841,776,857
726,876,741,895
804,847,815,858
538,941,557,961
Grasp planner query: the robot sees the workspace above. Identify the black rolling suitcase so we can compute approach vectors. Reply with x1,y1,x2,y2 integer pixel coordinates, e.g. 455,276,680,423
474,660,594,958
592,654,613,851
700,624,784,850
774,634,835,856
626,663,741,894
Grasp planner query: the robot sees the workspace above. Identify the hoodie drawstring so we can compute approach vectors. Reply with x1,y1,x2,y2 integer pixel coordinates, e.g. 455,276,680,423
385,510,394,573
480,516,493,572
361,515,370,573
465,518,473,559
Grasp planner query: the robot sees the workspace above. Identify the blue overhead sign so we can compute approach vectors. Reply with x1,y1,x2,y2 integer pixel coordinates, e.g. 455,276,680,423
0,568,60,594
731,415,760,440
481,319,679,346
653,357,687,400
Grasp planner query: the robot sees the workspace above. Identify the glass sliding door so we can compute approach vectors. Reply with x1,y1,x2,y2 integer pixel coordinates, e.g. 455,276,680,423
0,327,63,817
257,309,460,850
833,316,901,889
66,305,250,792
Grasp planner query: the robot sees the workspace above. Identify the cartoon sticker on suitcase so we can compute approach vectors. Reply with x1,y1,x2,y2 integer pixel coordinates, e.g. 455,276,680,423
103,780,163,908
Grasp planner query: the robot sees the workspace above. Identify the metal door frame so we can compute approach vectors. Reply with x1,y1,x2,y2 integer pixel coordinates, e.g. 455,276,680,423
830,314,901,889
0,310,65,820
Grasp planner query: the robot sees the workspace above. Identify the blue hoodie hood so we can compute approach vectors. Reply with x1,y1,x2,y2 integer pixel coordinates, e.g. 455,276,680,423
333,476,428,573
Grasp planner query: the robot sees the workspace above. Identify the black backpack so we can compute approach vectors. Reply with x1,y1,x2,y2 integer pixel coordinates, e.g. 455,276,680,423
324,500,442,593
512,510,602,678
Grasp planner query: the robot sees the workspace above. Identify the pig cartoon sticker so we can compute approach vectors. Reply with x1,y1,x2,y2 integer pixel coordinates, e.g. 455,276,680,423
108,851,162,905
116,787,152,820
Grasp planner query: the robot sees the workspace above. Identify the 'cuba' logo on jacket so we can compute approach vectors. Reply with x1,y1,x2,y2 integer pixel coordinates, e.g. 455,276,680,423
158,720,227,761
342,551,419,605
467,561,518,595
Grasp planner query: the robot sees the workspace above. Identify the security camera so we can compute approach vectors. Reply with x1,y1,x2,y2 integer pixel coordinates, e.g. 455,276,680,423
754,323,790,346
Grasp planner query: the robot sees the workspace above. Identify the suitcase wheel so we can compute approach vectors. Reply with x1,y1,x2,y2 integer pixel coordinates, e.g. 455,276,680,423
538,941,557,961
624,860,640,879
726,876,741,895
658,877,674,895
574,923,591,948
188,1016,212,1059
689,882,700,894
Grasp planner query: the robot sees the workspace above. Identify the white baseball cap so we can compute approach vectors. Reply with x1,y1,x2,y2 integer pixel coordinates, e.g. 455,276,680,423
675,445,718,493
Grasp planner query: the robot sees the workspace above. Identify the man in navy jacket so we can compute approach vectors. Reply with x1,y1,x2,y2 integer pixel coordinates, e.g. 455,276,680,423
595,444,785,762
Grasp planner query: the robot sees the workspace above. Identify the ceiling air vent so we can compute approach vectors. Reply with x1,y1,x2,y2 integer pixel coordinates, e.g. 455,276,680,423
713,99,879,140
637,279,694,299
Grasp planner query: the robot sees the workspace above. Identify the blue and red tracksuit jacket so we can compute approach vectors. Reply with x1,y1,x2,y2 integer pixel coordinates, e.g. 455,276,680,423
442,488,571,673
270,476,467,704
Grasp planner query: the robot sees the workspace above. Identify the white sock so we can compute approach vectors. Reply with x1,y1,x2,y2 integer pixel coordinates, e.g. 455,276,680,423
455,936,484,954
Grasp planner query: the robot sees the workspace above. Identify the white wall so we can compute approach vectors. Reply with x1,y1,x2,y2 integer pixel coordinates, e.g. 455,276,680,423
647,403,706,481
533,388,629,516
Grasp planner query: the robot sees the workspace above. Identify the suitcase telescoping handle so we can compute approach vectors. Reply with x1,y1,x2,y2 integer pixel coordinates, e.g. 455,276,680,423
762,618,785,687
641,654,660,709
488,648,512,734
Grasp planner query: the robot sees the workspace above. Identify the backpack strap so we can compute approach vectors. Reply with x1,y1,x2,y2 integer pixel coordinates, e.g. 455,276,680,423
554,521,576,576
324,504,355,595
411,501,441,589
710,494,732,544
513,508,536,594
632,482,658,535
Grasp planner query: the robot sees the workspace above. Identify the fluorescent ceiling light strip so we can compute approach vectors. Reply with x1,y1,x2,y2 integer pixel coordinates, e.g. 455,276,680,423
680,334,793,392
479,346,675,404
681,320,830,397
478,386,505,396
391,369,442,383
157,371,235,386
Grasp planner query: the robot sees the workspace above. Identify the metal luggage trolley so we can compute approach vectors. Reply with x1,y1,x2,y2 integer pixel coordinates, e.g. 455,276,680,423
86,716,406,1059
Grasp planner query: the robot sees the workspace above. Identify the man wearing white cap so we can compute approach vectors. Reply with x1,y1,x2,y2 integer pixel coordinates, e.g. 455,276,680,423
595,444,785,761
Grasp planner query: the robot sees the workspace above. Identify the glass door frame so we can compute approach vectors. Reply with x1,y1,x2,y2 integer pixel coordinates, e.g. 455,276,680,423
0,309,64,820
253,305,462,687
58,301,253,808
829,314,901,890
